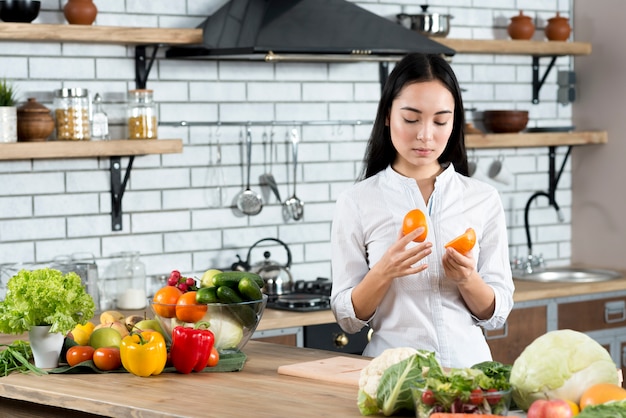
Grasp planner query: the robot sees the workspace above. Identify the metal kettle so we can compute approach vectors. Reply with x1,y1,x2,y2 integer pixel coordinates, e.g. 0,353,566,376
239,238,294,297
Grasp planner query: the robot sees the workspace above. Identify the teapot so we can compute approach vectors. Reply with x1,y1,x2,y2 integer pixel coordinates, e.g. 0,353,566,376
233,238,294,297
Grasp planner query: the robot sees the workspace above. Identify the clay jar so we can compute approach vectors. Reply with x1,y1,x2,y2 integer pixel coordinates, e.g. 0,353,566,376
17,98,55,142
63,0,97,25
508,11,535,40
545,12,571,41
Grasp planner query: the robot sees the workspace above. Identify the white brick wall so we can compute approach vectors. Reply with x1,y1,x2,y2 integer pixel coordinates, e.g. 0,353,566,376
0,0,576,281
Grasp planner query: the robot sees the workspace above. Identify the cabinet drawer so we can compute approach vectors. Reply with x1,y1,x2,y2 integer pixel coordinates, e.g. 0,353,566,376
558,296,626,331
485,305,547,365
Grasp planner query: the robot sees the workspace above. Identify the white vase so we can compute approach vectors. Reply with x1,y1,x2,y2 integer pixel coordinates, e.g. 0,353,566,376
0,106,18,143
28,325,64,369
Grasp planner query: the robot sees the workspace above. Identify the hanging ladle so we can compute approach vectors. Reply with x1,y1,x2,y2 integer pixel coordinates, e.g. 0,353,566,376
283,128,304,221
236,128,263,216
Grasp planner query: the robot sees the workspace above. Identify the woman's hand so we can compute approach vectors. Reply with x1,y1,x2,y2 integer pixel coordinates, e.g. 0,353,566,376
441,246,476,284
370,227,432,282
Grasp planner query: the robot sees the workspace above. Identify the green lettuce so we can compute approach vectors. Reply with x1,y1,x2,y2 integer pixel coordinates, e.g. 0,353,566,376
578,400,626,418
0,268,95,335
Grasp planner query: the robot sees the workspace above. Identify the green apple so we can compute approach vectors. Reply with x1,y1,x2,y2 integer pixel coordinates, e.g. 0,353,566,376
200,268,223,288
89,327,123,349
134,319,167,337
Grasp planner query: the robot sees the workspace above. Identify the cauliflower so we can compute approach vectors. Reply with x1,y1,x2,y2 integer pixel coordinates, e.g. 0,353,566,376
359,347,418,399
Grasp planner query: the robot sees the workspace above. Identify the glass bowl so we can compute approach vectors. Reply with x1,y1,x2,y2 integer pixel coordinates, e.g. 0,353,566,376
149,294,267,354
412,386,512,417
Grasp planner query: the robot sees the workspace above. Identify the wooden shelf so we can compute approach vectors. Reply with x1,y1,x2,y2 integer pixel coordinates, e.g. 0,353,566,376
435,38,592,56
466,131,607,149
0,22,203,45
0,139,183,160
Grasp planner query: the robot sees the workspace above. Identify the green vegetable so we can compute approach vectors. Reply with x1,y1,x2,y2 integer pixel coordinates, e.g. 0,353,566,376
577,399,626,417
238,277,263,301
212,271,264,289
510,329,620,411
0,268,96,336
0,340,46,377
207,310,244,351
196,286,219,304
216,286,243,303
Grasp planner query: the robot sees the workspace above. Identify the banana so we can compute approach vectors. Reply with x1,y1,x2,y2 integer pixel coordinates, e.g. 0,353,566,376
124,314,145,332
99,310,125,324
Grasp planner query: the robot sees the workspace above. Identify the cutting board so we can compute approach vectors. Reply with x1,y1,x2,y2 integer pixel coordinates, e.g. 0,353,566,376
277,356,371,387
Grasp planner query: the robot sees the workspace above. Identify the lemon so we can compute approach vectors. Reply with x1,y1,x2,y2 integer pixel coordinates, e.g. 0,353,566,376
566,399,580,416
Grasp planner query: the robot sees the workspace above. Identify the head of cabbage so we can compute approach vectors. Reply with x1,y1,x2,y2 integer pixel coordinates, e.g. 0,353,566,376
510,329,619,411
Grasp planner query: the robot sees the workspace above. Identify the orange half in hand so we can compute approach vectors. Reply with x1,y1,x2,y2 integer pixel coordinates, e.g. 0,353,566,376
402,209,428,242
445,228,476,254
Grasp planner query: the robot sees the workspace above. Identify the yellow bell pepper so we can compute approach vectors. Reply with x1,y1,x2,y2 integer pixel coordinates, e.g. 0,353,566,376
70,322,95,345
120,330,167,377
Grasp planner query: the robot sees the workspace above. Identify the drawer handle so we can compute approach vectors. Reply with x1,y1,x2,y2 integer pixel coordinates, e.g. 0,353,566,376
484,322,509,340
605,300,626,324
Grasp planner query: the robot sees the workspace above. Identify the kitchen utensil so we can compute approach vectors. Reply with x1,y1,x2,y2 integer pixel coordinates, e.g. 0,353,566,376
0,0,40,23
235,128,263,216
246,237,294,297
206,130,225,207
545,12,571,41
259,128,282,203
283,128,304,221
508,10,535,40
482,110,529,133
396,5,453,38
277,356,371,387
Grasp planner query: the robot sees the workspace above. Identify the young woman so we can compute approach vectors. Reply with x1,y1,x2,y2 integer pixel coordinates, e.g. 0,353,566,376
330,53,514,368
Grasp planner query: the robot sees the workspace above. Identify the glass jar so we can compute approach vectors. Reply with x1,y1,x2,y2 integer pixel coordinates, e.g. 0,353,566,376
114,251,147,310
53,88,91,140
127,89,157,139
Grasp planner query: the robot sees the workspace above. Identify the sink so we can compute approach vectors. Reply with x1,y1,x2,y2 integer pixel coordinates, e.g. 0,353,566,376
513,267,623,283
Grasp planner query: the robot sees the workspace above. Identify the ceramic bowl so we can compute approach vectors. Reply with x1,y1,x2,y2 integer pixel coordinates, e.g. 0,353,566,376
483,110,529,133
149,294,268,353
412,386,512,417
0,0,41,23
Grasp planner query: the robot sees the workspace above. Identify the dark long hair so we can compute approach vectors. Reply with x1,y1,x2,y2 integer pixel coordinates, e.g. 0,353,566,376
360,54,468,180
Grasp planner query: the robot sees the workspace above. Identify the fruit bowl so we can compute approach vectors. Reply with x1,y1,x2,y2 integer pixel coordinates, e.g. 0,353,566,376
412,386,512,417
149,294,268,354
482,110,529,133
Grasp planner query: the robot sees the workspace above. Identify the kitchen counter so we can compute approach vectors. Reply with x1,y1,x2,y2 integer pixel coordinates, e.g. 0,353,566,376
0,340,363,418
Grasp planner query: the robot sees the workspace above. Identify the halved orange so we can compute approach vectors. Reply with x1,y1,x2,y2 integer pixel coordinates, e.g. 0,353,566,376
402,209,428,242
444,228,476,254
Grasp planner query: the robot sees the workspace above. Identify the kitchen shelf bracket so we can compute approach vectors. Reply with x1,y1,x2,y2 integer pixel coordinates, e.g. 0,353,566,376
135,45,159,89
110,156,135,231
532,55,557,104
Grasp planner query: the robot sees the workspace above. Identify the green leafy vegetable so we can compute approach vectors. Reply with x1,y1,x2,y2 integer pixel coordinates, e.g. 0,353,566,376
0,340,46,377
0,268,95,336
577,400,626,417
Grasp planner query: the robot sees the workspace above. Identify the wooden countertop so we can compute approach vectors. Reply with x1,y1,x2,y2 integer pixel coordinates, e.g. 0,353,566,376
0,340,363,418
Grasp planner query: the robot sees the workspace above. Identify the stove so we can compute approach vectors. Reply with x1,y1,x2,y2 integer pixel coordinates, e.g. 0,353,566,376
267,277,332,312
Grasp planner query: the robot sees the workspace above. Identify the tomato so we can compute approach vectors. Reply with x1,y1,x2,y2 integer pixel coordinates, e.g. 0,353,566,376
485,388,501,405
207,346,219,367
152,285,183,318
175,291,208,323
421,389,435,406
469,388,484,405
580,383,626,410
402,209,428,242
92,347,122,371
444,227,476,254
66,345,95,367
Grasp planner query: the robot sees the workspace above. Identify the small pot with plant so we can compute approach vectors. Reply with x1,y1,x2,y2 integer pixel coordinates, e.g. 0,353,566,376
0,78,18,143
0,268,96,368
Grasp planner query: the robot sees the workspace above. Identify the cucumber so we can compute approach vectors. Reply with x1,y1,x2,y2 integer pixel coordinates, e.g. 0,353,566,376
238,277,263,301
216,285,244,304
212,271,264,289
196,286,219,304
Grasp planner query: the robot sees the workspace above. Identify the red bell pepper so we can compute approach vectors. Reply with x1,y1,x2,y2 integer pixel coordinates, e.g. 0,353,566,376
170,322,215,374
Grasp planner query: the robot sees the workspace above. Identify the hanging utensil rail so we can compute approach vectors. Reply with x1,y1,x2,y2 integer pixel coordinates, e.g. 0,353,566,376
159,120,373,127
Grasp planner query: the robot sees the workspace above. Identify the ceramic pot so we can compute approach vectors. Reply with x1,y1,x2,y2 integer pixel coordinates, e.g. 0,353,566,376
17,97,54,142
0,106,17,142
545,12,571,41
507,11,535,40
63,0,97,25
28,325,64,368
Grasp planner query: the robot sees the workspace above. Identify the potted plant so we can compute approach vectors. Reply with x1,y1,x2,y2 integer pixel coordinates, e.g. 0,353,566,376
0,268,96,368
0,78,18,143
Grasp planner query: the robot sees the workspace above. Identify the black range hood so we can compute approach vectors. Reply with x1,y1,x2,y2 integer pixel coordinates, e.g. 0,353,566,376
165,0,455,62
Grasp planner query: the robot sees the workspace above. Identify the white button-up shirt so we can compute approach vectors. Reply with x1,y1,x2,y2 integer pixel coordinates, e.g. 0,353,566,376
331,164,514,368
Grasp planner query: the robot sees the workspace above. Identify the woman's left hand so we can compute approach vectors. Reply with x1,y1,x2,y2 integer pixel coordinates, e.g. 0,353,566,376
441,247,476,284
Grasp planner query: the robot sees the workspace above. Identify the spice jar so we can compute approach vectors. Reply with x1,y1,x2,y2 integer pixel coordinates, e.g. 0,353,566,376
53,88,91,141
127,89,157,139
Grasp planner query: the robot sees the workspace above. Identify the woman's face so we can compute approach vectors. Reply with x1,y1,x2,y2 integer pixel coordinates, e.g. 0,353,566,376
388,80,455,176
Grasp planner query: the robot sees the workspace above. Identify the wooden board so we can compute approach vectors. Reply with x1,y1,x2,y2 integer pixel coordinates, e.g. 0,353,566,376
277,356,371,387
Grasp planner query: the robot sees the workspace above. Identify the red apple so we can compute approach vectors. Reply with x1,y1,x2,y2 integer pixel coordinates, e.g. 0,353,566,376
527,399,549,418
527,399,573,418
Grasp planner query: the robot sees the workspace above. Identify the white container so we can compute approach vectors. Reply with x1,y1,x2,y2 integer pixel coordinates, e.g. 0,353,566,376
114,251,147,310
0,106,17,143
